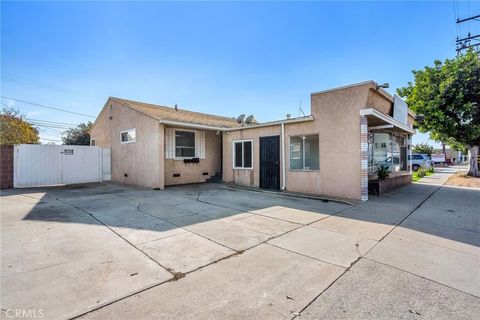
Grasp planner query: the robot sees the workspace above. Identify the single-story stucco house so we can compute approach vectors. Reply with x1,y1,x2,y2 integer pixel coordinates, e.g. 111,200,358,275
90,80,416,201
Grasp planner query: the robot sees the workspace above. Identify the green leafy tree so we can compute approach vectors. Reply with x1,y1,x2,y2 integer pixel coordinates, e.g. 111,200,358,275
397,50,480,176
0,107,39,145
62,122,92,145
412,143,434,156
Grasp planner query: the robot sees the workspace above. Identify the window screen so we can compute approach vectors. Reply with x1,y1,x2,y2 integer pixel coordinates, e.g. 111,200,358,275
290,136,303,169
243,141,252,168
234,142,243,167
290,135,319,170
304,135,319,170
234,141,252,168
175,131,195,157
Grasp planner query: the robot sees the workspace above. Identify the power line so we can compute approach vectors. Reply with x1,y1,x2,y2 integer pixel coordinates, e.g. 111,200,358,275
455,0,480,55
26,118,78,126
36,126,64,134
1,74,104,100
39,137,62,142
1,96,96,118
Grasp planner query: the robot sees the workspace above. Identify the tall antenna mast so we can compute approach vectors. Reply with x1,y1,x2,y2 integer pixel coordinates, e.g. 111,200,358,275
298,100,305,117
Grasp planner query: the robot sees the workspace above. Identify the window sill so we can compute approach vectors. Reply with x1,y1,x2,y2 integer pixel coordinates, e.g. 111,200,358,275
289,169,320,172
233,167,253,170
121,140,136,144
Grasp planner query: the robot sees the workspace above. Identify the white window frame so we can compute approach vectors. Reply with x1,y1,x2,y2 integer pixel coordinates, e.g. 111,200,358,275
90,138,96,146
120,128,136,144
289,134,320,171
233,139,253,170
174,129,196,160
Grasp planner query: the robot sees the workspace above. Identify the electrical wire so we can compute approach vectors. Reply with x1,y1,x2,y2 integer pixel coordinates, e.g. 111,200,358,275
26,118,78,126
1,74,104,100
1,96,96,118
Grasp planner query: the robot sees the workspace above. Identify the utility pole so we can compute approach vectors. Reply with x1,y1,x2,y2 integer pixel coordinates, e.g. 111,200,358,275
456,14,480,55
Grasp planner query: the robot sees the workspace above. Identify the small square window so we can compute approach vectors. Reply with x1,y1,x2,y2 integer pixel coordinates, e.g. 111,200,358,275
121,129,136,143
90,138,96,146
289,135,319,170
175,130,195,158
233,140,253,169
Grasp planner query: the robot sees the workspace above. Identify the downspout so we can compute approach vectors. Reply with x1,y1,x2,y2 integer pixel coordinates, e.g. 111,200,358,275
281,123,286,191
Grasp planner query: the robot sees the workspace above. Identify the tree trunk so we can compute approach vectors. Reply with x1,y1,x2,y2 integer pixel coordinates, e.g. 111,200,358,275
467,145,479,177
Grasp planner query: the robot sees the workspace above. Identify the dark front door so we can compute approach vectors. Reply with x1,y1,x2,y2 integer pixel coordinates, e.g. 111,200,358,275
260,135,280,190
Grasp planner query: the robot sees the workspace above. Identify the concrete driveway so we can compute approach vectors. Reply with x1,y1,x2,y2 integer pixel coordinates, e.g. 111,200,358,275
1,168,479,319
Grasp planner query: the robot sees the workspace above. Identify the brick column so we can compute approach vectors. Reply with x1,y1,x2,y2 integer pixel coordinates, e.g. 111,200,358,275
360,116,368,201
1,145,14,189
407,134,412,173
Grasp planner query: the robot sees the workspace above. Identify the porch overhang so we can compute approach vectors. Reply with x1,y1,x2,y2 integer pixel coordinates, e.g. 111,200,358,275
360,108,415,134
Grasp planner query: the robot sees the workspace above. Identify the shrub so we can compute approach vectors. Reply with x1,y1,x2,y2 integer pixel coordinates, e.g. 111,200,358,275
375,165,390,180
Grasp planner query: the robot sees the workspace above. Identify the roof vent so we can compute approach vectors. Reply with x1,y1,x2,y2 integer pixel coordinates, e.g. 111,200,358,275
174,104,178,111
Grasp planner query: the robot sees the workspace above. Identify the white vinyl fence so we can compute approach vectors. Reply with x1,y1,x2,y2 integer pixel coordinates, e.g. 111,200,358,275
14,144,111,188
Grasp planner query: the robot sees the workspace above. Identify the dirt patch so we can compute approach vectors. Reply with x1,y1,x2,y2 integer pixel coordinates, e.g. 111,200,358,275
445,173,480,188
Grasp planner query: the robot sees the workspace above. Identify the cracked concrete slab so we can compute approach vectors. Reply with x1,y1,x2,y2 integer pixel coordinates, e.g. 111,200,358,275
269,226,377,267
366,233,480,297
79,244,344,320
310,215,394,241
180,218,271,251
367,179,480,298
3,172,477,319
231,214,301,237
251,206,330,224
1,195,172,320
137,231,235,273
299,258,480,320
109,220,187,245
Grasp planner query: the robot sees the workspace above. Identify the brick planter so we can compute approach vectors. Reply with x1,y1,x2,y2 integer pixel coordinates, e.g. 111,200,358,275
368,174,411,196
1,145,14,189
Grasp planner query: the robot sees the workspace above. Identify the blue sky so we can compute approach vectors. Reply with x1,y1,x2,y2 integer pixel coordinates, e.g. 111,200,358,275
1,1,478,145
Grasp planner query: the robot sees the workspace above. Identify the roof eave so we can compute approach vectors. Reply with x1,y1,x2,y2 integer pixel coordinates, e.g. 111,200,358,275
158,120,236,131
224,116,314,131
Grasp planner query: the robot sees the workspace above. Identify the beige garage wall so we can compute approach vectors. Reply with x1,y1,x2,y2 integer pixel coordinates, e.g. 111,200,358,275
222,126,281,188
164,130,222,186
90,100,163,189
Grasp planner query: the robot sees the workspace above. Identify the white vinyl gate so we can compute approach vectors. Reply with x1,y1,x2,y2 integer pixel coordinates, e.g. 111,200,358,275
14,144,111,188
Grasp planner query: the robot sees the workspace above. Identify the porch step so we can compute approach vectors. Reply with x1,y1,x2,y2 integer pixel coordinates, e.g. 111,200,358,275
206,172,222,183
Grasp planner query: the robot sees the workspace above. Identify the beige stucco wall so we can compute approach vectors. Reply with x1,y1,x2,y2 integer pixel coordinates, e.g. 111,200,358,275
222,82,379,200
367,89,393,116
90,100,164,189
164,129,222,186
223,126,282,188
311,83,371,199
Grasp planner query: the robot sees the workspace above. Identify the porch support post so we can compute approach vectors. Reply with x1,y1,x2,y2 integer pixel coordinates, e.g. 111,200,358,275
407,134,412,173
360,116,368,201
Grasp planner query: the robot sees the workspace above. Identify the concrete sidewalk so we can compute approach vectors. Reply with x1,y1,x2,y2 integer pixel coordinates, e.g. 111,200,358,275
1,168,478,320
300,167,480,319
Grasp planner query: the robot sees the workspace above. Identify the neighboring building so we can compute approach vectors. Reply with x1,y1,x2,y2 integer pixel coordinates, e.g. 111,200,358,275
432,148,467,164
91,81,415,200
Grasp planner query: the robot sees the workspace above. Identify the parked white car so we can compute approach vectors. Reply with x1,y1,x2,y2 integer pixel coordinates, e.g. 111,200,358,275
409,153,432,171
